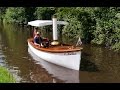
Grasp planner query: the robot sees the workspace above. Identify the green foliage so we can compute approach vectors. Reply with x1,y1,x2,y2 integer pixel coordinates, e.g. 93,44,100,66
56,7,95,43
62,16,82,39
34,7,56,32
91,7,120,51
0,66,16,83
56,8,82,42
34,7,55,20
0,7,7,21
112,42,120,51
77,9,96,43
24,7,36,22
3,7,26,24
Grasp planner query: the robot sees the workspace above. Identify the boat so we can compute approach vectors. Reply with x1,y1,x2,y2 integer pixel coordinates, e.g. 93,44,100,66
28,47,80,83
27,15,83,70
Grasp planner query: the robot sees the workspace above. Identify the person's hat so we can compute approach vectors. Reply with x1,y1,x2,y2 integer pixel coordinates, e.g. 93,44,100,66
36,32,39,35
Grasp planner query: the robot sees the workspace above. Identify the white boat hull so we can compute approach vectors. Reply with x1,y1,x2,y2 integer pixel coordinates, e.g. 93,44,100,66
28,42,81,70
28,47,80,83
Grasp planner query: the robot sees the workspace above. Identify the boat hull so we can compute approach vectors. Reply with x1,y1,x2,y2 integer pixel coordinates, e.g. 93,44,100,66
28,41,81,70
28,47,80,83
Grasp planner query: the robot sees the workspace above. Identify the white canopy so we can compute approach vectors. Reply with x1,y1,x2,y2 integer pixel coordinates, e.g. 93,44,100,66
28,20,68,27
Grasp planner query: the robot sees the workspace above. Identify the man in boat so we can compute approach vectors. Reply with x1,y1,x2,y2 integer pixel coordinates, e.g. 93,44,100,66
34,31,43,47
34,31,50,48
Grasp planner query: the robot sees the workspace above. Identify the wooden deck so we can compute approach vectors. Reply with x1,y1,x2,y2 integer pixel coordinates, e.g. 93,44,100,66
28,38,83,53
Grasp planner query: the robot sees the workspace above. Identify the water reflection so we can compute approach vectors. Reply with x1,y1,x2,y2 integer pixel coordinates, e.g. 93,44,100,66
0,23,33,82
80,57,99,72
28,47,80,83
0,31,6,67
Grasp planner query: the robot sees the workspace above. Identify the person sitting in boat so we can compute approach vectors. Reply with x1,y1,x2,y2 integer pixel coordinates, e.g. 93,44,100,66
34,31,43,47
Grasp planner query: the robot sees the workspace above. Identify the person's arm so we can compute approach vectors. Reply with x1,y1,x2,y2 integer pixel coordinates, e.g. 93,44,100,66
34,42,40,46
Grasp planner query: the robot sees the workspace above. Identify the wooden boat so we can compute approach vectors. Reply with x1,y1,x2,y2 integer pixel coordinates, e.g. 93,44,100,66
27,15,82,70
28,47,80,83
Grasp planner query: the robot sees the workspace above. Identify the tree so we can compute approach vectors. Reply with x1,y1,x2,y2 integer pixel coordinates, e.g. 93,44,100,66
34,7,55,20
0,7,7,21
3,7,26,24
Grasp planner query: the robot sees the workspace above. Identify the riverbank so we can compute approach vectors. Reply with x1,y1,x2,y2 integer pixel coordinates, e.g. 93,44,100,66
0,66,16,83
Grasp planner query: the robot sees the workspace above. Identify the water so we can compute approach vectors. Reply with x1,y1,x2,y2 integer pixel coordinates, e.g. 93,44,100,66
0,22,120,83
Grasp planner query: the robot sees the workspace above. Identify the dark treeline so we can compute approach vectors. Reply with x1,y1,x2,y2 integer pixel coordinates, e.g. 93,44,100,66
0,7,120,51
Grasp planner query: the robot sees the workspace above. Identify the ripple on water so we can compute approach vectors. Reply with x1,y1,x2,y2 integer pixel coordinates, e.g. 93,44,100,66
0,53,6,66
8,66,22,83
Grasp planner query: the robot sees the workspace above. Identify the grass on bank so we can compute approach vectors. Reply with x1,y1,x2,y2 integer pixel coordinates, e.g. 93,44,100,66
0,66,16,83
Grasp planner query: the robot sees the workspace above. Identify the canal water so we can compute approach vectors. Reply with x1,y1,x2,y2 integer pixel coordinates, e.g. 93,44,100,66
0,22,120,83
